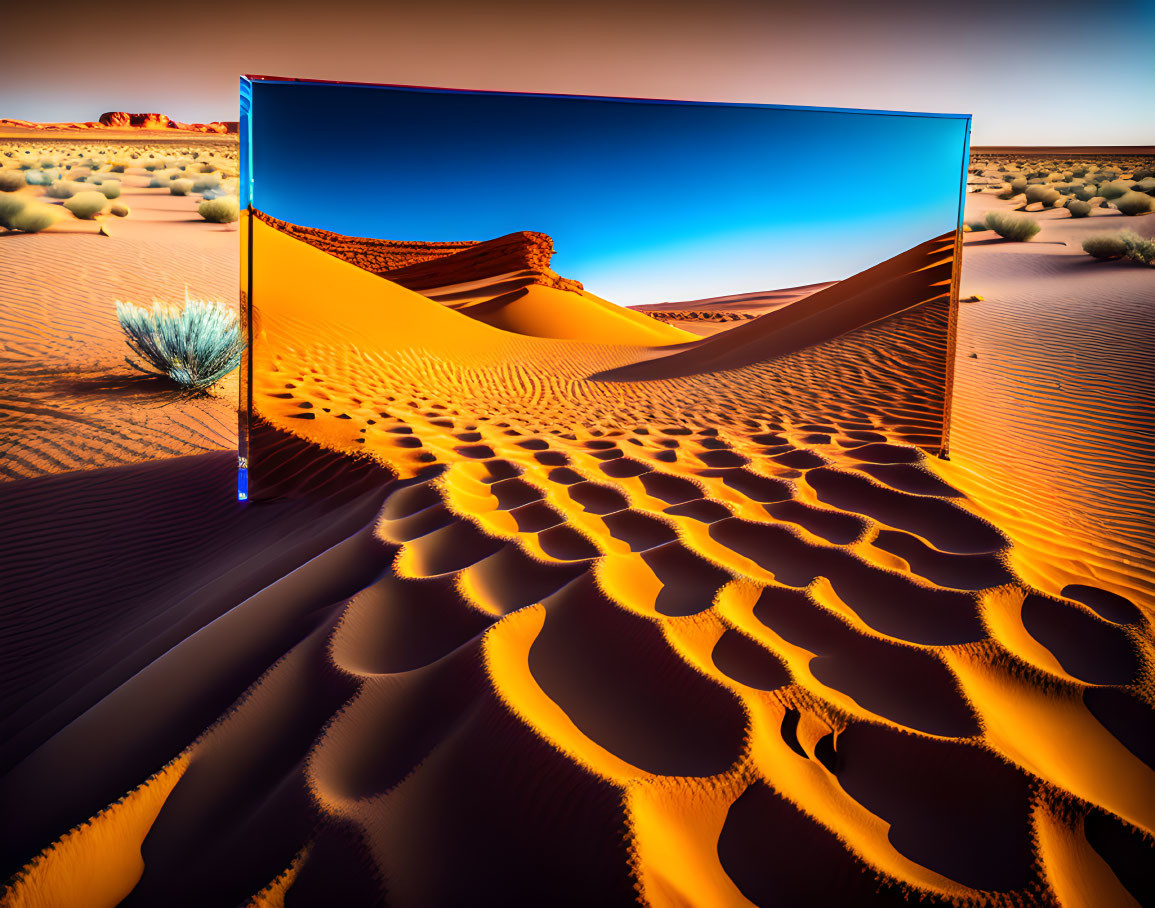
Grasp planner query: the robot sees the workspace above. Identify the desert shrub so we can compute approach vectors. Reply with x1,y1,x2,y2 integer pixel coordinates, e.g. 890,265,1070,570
197,195,240,223
1081,231,1155,264
1025,185,1060,205
1111,234,1155,264
169,179,194,196
1113,191,1155,215
1082,233,1127,259
1118,231,1155,264
116,296,244,391
99,180,122,199
1066,199,1093,218
200,187,227,201
6,199,63,233
1135,177,1155,194
0,193,25,228
148,171,176,188
963,220,989,232
64,191,108,219
1098,179,1132,200
0,169,26,191
1074,185,1098,201
984,210,1041,241
45,180,85,198
190,173,221,192
1010,177,1028,194
108,162,127,173
109,202,131,217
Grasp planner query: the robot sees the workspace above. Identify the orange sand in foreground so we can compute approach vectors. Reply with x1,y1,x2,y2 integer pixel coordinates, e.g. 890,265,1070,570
2,200,1151,906
244,218,1152,902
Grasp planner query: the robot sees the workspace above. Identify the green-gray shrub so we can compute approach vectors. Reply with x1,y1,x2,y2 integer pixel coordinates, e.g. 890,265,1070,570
191,174,221,192
99,180,122,199
1082,233,1127,259
45,180,85,199
169,179,194,196
1119,231,1155,264
1082,231,1155,264
197,195,239,223
64,191,108,219
984,210,1041,241
0,193,25,228
1098,180,1132,200
1066,199,1093,218
1113,191,1155,216
0,170,26,191
1025,185,1060,206
116,297,244,391
6,199,63,233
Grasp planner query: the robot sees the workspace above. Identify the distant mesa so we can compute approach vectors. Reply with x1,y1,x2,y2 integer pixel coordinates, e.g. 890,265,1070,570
98,112,239,134
98,111,176,129
0,114,238,133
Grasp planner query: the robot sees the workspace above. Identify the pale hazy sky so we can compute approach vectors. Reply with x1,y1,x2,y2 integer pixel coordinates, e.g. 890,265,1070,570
3,0,1153,145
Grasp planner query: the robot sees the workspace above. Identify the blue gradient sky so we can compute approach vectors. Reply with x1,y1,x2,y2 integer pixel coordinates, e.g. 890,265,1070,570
250,82,967,305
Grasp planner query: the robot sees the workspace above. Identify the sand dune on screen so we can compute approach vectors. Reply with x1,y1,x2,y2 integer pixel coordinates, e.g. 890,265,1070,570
2,203,1152,908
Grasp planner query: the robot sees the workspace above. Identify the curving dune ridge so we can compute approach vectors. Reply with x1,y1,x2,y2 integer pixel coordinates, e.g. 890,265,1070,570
2,215,1152,907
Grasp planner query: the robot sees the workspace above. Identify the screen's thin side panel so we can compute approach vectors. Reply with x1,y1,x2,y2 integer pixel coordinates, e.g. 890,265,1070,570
238,76,254,500
940,115,971,460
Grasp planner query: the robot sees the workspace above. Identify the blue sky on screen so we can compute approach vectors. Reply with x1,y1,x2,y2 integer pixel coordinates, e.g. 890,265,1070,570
248,81,968,306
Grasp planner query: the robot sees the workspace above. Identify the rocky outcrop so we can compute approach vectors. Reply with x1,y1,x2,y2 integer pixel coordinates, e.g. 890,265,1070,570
2,114,237,134
99,112,173,128
95,113,238,133
254,211,584,294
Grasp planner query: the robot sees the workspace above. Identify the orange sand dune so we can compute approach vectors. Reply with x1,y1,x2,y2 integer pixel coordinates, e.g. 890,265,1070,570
637,279,845,335
254,211,697,346
633,281,839,336
2,203,1153,907
636,281,837,314
599,233,957,381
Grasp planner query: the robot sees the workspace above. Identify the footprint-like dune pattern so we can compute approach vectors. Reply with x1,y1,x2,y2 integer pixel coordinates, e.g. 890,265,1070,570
2,219,1152,907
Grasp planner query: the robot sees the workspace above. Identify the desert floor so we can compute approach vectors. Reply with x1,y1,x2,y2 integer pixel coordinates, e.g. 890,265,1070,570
0,141,1151,908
